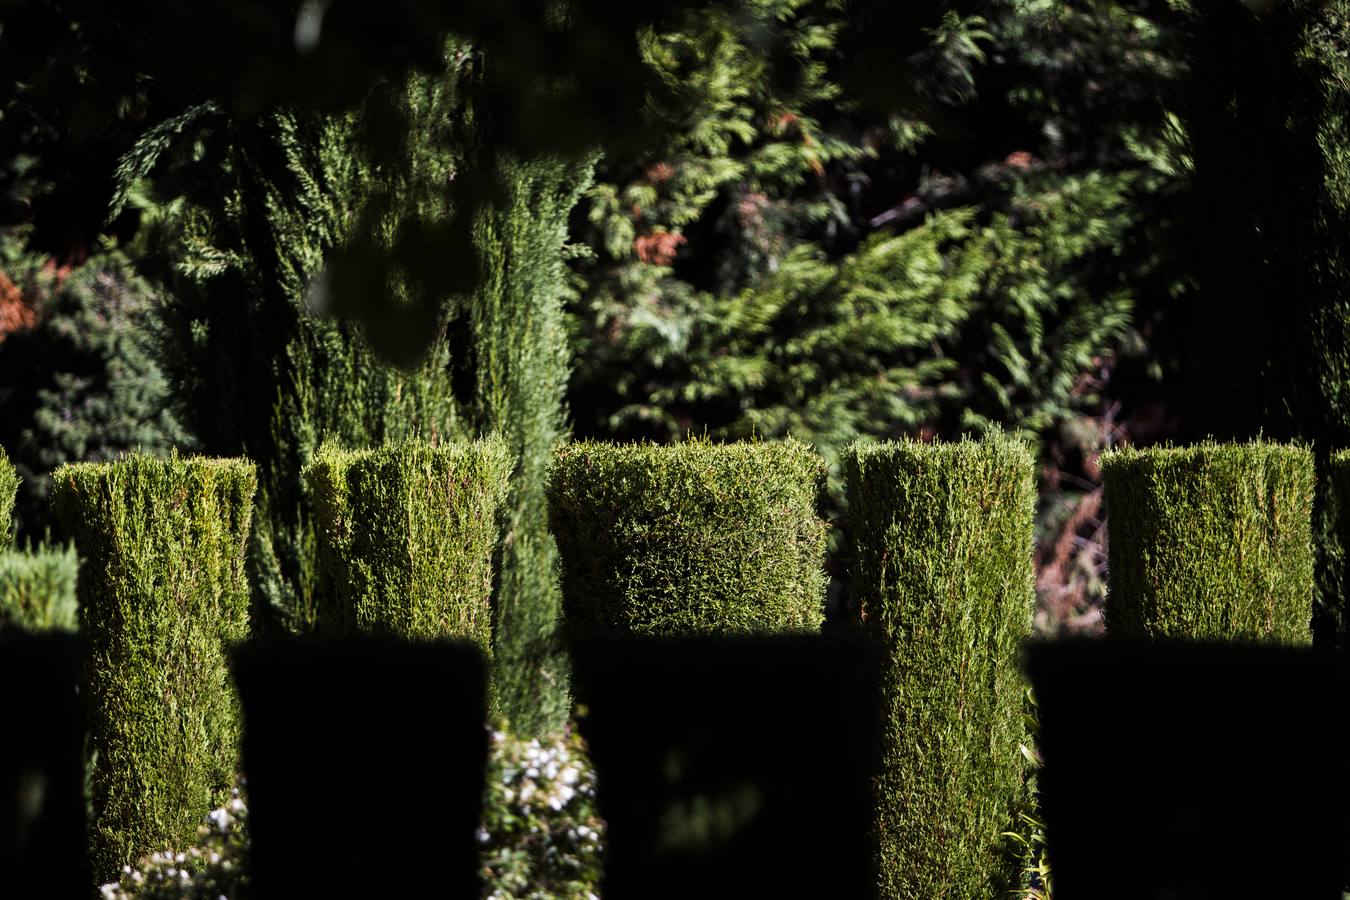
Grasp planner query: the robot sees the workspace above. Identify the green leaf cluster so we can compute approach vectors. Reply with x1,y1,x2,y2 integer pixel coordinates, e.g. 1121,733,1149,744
548,438,828,636
0,543,78,633
50,452,256,881
844,434,1035,898
304,438,512,656
1100,441,1315,643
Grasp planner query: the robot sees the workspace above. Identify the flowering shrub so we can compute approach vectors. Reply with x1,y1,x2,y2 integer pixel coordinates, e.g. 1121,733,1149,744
98,787,248,900
99,727,605,899
479,726,605,900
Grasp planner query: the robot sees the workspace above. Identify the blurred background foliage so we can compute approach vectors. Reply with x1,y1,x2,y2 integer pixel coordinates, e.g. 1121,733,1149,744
1,0,1345,705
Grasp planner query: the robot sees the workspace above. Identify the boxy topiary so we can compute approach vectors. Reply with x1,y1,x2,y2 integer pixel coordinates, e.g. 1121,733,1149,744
0,445,17,546
1100,441,1315,643
0,543,78,632
303,438,513,654
844,434,1036,899
548,438,829,636
50,452,256,882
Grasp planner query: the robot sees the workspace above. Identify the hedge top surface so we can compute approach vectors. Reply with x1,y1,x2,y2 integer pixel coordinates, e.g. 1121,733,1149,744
52,452,258,547
1099,439,1314,475
845,431,1035,479
0,445,17,546
1099,440,1315,642
306,437,513,484
549,437,829,636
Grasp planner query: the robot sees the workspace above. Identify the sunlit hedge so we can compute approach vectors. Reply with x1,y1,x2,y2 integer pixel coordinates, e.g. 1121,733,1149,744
845,435,1035,898
52,453,256,881
1100,441,1314,642
304,438,512,653
549,438,829,636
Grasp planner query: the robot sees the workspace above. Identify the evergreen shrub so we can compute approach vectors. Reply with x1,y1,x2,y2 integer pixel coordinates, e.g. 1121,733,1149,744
304,438,512,652
0,446,17,545
51,453,256,881
0,544,78,632
1100,441,1315,642
548,438,829,636
844,435,1035,898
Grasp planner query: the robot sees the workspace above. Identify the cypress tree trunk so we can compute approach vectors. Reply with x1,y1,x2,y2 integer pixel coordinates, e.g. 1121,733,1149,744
472,153,596,735
1180,0,1350,645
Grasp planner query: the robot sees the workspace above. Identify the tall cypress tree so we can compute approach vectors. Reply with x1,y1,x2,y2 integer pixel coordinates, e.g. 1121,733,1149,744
471,152,596,734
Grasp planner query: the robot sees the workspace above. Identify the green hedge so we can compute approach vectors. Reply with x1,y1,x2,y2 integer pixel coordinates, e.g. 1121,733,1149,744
0,445,17,545
1100,441,1314,642
845,435,1035,898
304,439,512,653
51,453,256,881
0,544,78,632
548,439,829,636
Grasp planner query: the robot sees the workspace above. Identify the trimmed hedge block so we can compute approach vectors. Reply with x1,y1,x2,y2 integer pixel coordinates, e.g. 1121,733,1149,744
51,453,256,881
0,446,17,545
0,544,78,632
304,438,512,652
549,438,829,636
1100,441,1314,642
845,435,1035,898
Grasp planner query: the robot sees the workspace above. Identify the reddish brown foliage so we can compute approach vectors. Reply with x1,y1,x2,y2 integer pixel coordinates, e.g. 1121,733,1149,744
0,270,35,343
633,231,686,266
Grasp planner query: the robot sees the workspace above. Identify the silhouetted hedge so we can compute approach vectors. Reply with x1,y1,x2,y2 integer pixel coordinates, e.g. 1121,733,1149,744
304,439,512,653
1101,441,1314,642
0,544,77,632
51,453,256,881
549,439,828,636
234,636,489,899
845,435,1035,898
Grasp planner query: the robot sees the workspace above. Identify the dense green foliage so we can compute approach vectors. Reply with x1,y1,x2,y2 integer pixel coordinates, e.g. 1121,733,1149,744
1101,442,1315,643
0,543,78,632
51,453,256,881
304,438,512,654
845,435,1035,898
0,247,186,539
473,153,598,735
0,445,16,545
568,0,1156,465
549,439,828,636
